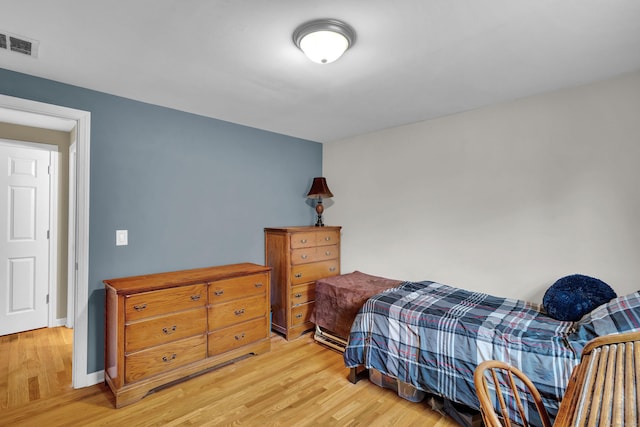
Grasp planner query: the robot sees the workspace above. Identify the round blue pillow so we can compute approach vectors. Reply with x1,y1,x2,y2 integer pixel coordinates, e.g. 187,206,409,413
543,274,616,321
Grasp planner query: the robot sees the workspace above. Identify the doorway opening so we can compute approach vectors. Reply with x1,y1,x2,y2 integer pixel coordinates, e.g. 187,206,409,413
0,95,91,389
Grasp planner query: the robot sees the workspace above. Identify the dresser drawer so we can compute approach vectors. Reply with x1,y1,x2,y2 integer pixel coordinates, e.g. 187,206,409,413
291,302,314,326
291,260,339,285
208,272,268,303
314,244,339,262
208,317,268,357
208,294,266,330
316,230,340,247
290,247,316,265
291,244,339,265
125,334,206,384
290,231,318,249
289,229,340,250
125,308,206,353
291,283,315,306
125,284,207,321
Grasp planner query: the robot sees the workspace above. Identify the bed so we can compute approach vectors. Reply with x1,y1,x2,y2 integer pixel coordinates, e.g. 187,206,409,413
343,279,640,427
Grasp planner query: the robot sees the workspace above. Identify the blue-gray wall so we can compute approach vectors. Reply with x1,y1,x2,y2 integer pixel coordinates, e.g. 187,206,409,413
0,68,322,373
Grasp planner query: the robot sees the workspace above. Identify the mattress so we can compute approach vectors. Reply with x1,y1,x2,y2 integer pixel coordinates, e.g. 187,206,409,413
310,271,402,341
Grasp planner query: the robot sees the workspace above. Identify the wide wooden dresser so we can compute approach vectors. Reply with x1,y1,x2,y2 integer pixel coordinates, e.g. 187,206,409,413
265,226,341,340
104,262,271,407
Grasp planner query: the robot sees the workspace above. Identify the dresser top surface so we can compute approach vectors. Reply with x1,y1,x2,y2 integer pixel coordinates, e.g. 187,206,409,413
264,226,341,233
103,262,270,294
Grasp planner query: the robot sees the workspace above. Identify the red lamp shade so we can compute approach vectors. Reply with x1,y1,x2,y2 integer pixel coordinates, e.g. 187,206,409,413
306,177,333,199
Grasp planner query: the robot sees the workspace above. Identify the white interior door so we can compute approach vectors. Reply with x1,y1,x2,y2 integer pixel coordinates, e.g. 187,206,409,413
0,142,51,336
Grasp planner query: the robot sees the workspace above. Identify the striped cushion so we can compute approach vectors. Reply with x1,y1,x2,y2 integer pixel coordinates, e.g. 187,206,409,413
569,291,640,352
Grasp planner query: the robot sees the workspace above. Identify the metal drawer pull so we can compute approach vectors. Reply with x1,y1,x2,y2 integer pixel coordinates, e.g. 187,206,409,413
190,295,201,301
254,283,263,288
162,325,177,335
324,237,331,241
133,304,147,311
235,333,246,340
234,308,245,316
214,289,224,296
295,273,302,278
300,239,307,243
294,293,302,298
325,251,331,256
329,267,336,272
301,254,308,259
162,353,177,363
295,313,303,319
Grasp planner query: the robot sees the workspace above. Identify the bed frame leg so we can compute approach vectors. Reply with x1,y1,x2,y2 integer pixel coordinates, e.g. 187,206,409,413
348,366,368,384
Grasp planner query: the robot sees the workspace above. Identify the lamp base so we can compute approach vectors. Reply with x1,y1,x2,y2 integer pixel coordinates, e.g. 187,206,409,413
314,200,325,227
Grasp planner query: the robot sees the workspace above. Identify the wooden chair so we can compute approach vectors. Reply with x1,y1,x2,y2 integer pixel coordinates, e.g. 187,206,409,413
554,330,640,426
474,360,552,427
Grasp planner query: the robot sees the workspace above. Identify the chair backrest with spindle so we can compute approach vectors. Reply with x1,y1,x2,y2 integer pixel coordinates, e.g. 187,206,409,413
474,360,552,427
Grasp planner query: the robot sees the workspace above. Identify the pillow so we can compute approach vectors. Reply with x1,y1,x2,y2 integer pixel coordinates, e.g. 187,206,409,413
570,290,640,342
543,274,616,321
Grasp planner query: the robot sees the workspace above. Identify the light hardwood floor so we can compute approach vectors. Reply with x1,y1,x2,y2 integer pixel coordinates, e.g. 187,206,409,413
0,326,73,409
0,327,460,426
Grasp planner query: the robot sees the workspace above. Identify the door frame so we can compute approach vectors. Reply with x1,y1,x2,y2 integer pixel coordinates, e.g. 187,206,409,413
66,142,77,329
0,94,92,388
48,145,60,328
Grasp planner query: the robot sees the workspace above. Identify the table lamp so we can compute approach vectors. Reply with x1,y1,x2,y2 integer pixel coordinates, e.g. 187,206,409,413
306,177,333,227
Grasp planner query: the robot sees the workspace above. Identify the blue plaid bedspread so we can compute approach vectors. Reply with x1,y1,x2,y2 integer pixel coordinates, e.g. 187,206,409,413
343,281,581,423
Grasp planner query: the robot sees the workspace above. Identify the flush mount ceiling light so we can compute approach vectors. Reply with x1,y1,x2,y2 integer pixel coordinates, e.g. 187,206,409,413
293,19,356,64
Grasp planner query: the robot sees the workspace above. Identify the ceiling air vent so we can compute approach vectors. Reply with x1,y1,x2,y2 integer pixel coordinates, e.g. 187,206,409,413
0,30,39,57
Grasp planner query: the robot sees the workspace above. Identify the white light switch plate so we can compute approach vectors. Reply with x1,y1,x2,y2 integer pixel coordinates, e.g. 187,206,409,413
116,229,128,246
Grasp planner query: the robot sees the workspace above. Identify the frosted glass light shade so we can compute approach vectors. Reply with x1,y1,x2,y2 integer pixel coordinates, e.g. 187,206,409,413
299,30,349,64
293,19,356,65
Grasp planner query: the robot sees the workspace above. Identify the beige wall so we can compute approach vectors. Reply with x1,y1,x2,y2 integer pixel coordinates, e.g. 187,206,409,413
324,71,640,302
0,122,71,321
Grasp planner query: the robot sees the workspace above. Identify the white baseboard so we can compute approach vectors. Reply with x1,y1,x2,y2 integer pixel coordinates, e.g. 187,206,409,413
53,317,68,327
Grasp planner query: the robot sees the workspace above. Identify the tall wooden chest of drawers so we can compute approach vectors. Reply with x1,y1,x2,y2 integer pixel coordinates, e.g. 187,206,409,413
265,226,341,340
104,263,270,407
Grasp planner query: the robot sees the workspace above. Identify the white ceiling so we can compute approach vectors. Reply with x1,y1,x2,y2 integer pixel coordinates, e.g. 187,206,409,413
1,1,639,143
